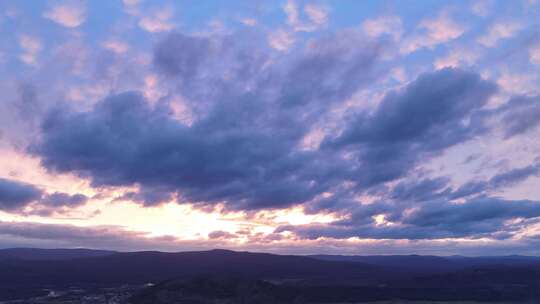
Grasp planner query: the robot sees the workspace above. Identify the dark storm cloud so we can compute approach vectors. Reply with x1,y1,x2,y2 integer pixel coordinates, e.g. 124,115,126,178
116,187,174,206
404,197,540,228
31,91,325,210
278,197,540,240
31,31,387,210
15,82,42,121
0,177,88,213
323,68,498,187
32,33,500,213
490,161,540,187
375,161,540,203
389,177,451,202
154,30,384,120
296,161,540,241
29,29,537,244
208,230,238,239
499,95,540,138
449,181,487,199
450,161,540,199
153,33,212,81
278,30,384,108
0,178,42,210
40,192,88,207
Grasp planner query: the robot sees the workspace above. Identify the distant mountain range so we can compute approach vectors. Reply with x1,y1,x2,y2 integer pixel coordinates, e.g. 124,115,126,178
0,247,115,260
1,248,540,302
311,253,540,275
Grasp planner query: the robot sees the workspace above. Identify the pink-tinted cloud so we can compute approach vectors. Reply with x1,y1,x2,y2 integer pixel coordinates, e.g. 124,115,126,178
43,1,86,28
477,21,523,47
18,35,42,66
401,11,466,54
268,29,295,51
138,7,174,33
284,0,328,32
362,15,403,40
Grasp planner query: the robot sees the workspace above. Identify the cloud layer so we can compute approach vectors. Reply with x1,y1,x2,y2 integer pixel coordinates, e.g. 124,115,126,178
1,0,540,254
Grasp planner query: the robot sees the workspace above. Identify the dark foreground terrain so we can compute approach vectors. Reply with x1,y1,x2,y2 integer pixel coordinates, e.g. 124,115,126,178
0,248,539,303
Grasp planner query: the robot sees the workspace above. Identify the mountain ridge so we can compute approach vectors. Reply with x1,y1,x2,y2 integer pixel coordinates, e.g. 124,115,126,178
1,248,540,302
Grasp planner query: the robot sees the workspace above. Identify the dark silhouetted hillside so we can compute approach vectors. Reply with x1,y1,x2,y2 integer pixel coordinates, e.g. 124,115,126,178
1,248,540,302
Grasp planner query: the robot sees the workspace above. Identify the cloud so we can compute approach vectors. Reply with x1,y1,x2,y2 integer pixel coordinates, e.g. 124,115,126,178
401,11,466,54
3,220,540,255
123,0,140,6
153,29,383,113
268,29,295,52
208,230,238,239
267,0,328,52
283,0,328,32
278,197,540,240
14,22,535,248
362,15,403,40
153,33,212,80
389,177,450,202
378,159,540,204
477,21,523,47
403,197,540,237
122,0,141,15
102,39,129,54
529,44,540,65
0,178,42,211
40,192,88,207
31,30,384,211
498,95,540,138
2,0,540,255
0,220,185,251
303,4,328,26
30,92,322,210
434,47,480,69
241,18,257,26
15,82,43,127
18,35,42,66
495,71,537,95
115,187,173,206
0,177,88,214
488,162,540,188
323,68,497,187
448,160,540,200
26,192,89,216
471,0,494,17
138,7,174,32
43,1,86,28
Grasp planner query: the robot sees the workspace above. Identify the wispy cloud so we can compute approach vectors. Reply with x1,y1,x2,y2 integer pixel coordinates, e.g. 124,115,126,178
401,11,466,54
434,47,480,69
268,29,295,51
529,41,540,65
478,21,523,47
138,6,174,32
18,35,42,66
43,1,86,28
362,15,403,40
471,0,494,17
240,18,257,26
284,0,328,32
102,39,129,54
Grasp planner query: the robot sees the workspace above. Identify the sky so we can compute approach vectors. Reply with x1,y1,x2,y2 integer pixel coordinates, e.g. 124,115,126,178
0,0,540,256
